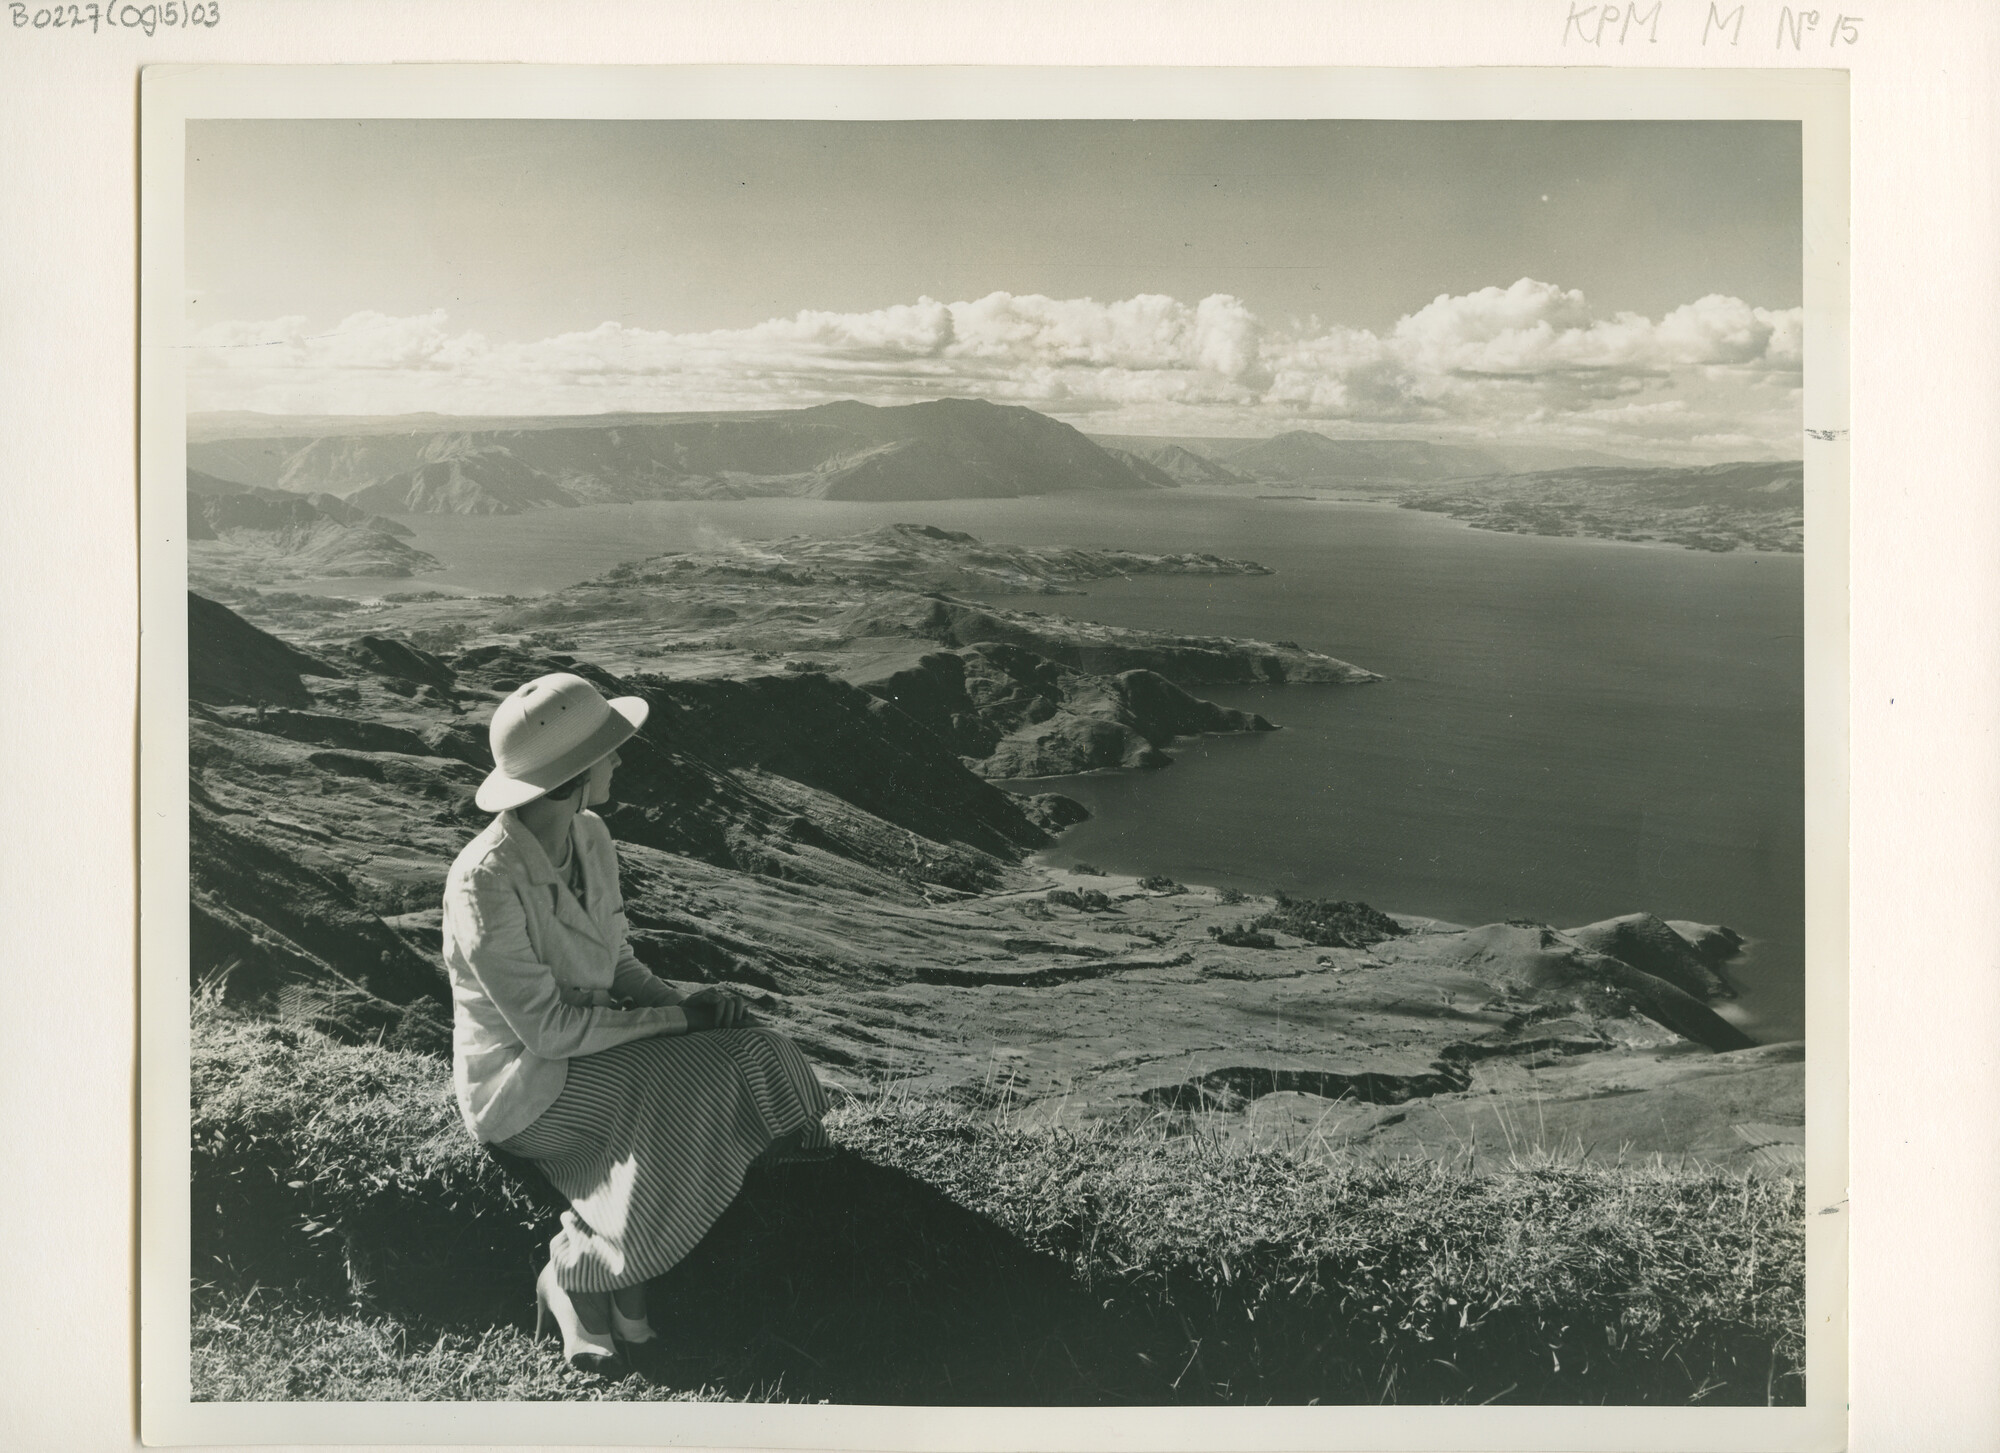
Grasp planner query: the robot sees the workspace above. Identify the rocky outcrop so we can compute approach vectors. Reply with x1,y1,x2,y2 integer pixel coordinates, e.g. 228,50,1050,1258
189,591,345,708
614,668,1065,865
432,639,1084,883
848,643,1275,779
347,634,458,693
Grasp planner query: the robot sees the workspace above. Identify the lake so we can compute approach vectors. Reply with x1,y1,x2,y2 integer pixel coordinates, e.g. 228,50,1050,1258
299,492,1805,1042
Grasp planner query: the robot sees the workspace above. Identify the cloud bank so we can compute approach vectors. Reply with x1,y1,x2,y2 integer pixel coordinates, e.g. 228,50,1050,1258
188,279,1803,459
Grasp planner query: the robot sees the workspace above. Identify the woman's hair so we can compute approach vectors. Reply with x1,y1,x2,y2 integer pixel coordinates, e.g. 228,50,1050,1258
547,769,592,803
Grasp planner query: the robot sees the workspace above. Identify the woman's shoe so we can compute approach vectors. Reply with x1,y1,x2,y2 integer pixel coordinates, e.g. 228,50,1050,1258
611,1301,657,1346
534,1262,619,1369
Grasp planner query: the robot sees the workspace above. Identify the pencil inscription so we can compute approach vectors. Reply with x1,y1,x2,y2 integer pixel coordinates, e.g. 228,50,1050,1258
9,0,218,32
1562,1,1862,46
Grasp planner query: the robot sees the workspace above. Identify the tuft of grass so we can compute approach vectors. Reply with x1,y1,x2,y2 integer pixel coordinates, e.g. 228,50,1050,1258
192,1000,546,1302
191,1295,745,1402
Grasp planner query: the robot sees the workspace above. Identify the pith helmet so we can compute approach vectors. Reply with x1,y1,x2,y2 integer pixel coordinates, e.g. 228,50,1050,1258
475,672,649,812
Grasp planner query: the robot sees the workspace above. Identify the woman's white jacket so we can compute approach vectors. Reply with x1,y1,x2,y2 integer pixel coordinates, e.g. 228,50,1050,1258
441,809,687,1143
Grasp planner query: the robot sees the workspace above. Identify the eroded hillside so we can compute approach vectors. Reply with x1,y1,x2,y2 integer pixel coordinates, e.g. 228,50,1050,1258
184,522,1799,1170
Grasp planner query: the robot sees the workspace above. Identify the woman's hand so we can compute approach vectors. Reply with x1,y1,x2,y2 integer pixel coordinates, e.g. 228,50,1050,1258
681,987,753,1031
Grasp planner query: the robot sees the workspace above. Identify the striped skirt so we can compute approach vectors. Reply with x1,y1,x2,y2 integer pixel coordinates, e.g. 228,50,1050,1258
497,1027,830,1293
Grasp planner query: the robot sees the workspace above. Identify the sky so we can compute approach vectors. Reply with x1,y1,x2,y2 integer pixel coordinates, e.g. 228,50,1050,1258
186,120,1804,459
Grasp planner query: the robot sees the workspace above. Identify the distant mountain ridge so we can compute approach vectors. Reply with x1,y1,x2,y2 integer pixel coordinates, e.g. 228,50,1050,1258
1089,429,1660,481
187,399,1161,515
189,402,1773,514
1104,441,1247,487
1223,432,1513,483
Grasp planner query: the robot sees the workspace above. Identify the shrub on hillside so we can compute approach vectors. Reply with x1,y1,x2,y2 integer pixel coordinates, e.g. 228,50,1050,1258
1136,875,1185,895
1047,888,1112,912
1207,922,1278,949
1216,886,1249,905
1254,893,1406,949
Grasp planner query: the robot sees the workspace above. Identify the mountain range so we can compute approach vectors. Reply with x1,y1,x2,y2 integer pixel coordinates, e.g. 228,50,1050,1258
186,400,1786,519
186,399,1160,515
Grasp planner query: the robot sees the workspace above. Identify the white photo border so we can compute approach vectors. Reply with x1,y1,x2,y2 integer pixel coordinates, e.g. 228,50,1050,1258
138,62,1849,1451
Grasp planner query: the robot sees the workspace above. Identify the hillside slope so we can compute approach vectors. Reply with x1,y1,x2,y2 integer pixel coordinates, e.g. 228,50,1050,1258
186,589,1792,1167
186,469,442,581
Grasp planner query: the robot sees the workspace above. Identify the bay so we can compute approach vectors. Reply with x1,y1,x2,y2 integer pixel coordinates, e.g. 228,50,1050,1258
295,492,1805,1042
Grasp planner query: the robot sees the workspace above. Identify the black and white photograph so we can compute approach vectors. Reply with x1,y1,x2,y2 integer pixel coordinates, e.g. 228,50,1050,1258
138,64,1850,1445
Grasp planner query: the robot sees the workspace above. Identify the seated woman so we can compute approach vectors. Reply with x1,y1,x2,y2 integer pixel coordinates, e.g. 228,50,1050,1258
442,672,830,1370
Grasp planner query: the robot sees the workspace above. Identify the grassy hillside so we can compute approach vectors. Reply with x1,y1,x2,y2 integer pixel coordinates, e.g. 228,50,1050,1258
191,999,1803,1405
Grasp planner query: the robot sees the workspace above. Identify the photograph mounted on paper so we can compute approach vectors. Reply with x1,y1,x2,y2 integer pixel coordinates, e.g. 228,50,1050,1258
145,70,1845,1430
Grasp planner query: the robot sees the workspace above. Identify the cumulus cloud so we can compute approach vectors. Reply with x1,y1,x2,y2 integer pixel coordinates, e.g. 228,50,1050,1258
188,279,1804,459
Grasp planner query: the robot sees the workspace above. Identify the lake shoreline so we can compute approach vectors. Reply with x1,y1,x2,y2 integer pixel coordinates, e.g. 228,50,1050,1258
201,492,1805,1047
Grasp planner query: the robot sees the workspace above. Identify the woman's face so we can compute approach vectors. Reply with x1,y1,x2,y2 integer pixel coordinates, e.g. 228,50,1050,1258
583,749,622,807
